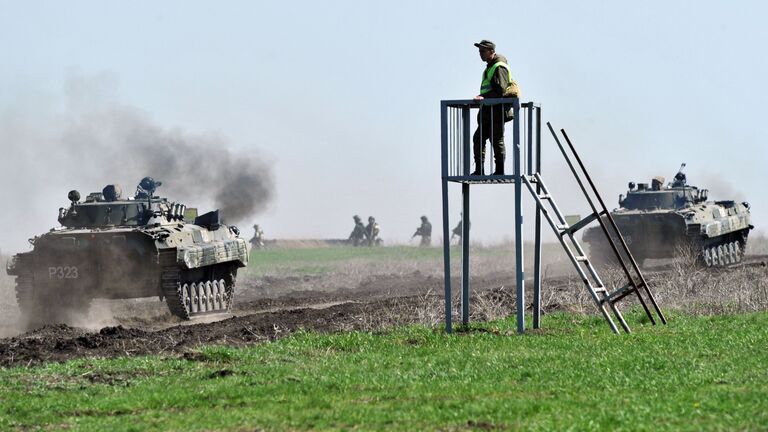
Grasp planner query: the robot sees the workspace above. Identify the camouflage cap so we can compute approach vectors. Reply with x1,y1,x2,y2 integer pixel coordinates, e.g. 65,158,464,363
474,40,495,50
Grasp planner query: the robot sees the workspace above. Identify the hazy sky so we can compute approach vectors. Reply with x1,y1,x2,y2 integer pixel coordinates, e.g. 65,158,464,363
1,1,766,252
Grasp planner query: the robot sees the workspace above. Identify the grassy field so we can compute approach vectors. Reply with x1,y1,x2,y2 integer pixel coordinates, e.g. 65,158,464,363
242,243,569,279
243,245,453,277
1,311,766,431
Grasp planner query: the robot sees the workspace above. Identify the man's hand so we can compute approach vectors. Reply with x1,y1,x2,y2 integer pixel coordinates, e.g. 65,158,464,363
473,95,484,101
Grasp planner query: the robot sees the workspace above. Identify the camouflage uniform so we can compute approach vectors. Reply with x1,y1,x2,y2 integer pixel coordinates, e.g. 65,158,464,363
452,220,463,243
413,216,432,247
452,215,470,244
472,40,518,176
365,216,381,246
250,224,265,249
349,215,367,247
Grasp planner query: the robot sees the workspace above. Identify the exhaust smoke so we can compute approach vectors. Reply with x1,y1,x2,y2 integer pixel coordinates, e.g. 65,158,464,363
59,80,274,223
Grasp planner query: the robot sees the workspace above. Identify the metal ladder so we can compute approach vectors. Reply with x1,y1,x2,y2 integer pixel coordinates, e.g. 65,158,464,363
521,123,667,334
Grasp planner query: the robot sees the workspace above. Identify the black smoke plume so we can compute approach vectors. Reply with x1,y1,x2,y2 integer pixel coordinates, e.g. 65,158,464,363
56,75,274,223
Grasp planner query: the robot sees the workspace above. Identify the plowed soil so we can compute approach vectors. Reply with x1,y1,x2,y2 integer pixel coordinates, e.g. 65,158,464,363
1,255,766,368
0,271,515,367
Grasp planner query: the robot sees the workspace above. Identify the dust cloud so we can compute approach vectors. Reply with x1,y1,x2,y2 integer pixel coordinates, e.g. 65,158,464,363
0,72,274,252
0,73,274,335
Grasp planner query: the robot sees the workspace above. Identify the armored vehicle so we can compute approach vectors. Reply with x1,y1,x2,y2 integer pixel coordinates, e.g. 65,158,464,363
583,164,753,267
6,177,249,327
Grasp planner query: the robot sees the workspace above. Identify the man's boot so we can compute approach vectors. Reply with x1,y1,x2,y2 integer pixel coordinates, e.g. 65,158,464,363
492,160,505,176
470,158,484,176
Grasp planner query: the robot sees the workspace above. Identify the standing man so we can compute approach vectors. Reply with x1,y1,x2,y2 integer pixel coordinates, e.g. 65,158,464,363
451,213,470,245
349,215,366,247
250,224,265,249
471,40,519,176
365,216,381,246
412,215,433,247
451,219,463,245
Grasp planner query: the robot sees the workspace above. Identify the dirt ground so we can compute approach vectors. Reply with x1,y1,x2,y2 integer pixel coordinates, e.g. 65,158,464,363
0,251,766,368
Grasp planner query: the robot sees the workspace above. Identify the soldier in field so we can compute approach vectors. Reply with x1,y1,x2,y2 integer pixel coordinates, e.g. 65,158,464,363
349,215,366,247
250,224,265,249
365,216,382,246
412,216,432,247
451,213,469,245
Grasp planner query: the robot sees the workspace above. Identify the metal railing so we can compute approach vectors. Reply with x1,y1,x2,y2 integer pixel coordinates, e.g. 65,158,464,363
440,98,541,180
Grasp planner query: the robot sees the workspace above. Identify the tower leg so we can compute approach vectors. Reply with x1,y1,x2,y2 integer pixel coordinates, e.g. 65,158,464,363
533,208,542,328
441,101,452,334
461,183,470,325
513,100,525,334
533,105,542,329
442,179,452,334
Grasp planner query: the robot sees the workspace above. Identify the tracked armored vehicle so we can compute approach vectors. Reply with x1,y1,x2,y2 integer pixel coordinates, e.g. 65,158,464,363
583,164,753,267
6,177,249,327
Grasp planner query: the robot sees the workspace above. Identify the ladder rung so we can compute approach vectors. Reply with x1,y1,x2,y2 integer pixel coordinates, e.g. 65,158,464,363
522,136,664,332
603,282,637,304
562,212,600,235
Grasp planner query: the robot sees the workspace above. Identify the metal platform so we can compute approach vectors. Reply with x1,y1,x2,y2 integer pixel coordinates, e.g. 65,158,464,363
440,98,665,335
446,175,517,184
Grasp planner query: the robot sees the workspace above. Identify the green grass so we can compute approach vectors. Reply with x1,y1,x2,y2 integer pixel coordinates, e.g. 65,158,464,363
1,311,767,431
244,245,509,277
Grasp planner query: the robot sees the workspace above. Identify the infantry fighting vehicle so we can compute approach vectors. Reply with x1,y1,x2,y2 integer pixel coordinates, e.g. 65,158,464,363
6,177,249,327
583,164,753,267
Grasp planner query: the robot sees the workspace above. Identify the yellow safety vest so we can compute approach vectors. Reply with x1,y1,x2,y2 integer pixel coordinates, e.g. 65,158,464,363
480,61,512,95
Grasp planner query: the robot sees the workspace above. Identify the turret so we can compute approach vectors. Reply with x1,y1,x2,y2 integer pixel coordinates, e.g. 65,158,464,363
56,178,186,229
619,163,711,210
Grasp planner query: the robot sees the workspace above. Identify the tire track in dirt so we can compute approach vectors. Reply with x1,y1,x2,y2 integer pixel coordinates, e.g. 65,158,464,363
1,256,766,367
